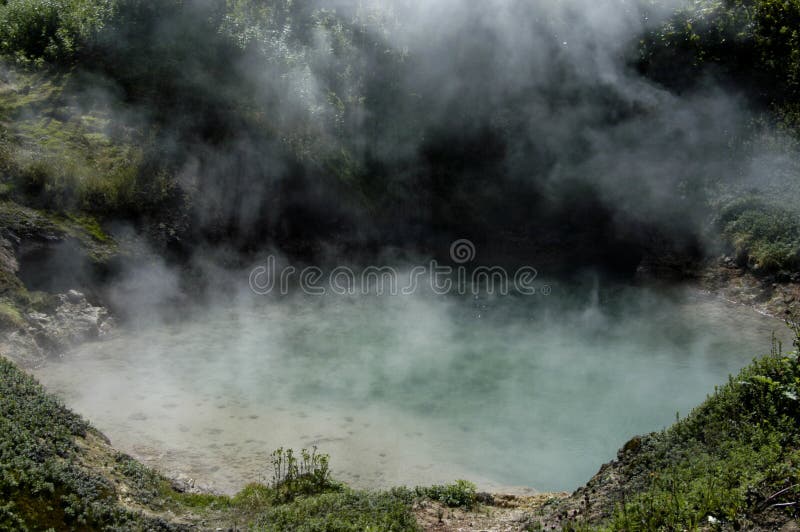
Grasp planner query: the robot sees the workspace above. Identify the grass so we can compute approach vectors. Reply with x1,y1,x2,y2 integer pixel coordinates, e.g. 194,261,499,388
254,489,420,532
717,196,800,272
0,356,172,530
607,342,800,529
0,300,26,329
0,354,456,530
0,63,158,217
544,329,800,531
3,297,800,530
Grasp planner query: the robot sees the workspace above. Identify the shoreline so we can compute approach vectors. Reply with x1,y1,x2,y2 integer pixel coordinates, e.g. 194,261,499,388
16,268,795,496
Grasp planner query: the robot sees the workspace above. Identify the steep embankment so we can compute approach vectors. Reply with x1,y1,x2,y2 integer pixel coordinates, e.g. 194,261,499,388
525,337,800,531
0,200,117,367
632,0,800,320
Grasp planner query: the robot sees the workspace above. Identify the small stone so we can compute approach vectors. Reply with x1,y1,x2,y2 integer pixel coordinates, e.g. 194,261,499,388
476,492,494,505
66,290,84,304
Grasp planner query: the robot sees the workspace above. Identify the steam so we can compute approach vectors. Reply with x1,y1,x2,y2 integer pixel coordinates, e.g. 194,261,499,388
46,0,782,266
20,0,800,496
34,283,793,492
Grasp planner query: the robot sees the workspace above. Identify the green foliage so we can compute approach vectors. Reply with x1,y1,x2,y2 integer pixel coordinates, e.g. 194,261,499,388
0,300,25,329
254,489,420,532
0,357,180,530
641,0,800,120
604,333,800,530
269,447,339,502
718,196,800,271
0,0,114,64
230,482,274,516
413,480,478,509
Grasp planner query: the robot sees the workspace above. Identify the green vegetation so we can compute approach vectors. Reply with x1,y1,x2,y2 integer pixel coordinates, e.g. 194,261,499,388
269,446,339,503
255,489,420,532
543,330,800,530
2,354,494,529
0,0,112,65
0,67,160,217
718,196,800,272
640,0,800,120
0,299,25,329
409,480,478,510
638,0,800,276
609,336,800,529
0,356,171,530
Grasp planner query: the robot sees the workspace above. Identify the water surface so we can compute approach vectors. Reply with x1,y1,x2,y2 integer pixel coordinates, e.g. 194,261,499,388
33,283,791,493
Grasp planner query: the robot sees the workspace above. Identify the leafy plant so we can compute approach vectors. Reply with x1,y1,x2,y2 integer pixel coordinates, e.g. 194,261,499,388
269,447,338,502
255,489,420,532
0,0,114,64
603,326,800,530
415,480,478,509
717,196,800,272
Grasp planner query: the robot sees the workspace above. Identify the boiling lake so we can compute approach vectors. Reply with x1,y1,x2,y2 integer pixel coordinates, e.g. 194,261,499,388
33,283,792,494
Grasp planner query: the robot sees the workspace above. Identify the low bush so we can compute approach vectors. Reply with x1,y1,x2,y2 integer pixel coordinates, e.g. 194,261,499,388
0,0,113,64
718,196,800,272
255,489,420,532
606,333,800,530
415,480,478,509
0,357,185,530
269,447,340,503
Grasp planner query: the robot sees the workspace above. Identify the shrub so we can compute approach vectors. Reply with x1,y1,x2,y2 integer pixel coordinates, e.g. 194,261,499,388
0,357,184,529
607,331,800,530
255,489,420,532
269,447,339,502
0,0,114,64
718,196,800,272
640,0,800,120
415,480,478,509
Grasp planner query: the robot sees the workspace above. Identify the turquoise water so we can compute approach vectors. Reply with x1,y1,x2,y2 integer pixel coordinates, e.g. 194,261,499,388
34,283,792,493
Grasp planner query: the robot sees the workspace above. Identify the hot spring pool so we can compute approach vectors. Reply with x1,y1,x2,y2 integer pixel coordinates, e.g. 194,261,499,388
32,283,792,494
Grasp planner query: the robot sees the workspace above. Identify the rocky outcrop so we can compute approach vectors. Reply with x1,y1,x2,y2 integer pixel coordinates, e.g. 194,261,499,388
702,257,800,319
0,200,120,366
1,290,115,366
32,289,115,349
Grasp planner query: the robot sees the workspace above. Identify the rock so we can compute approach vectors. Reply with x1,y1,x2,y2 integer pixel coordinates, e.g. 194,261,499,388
170,474,194,493
0,329,45,366
476,492,495,505
30,291,115,353
168,472,217,495
66,289,83,304
0,234,19,274
1,290,115,365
